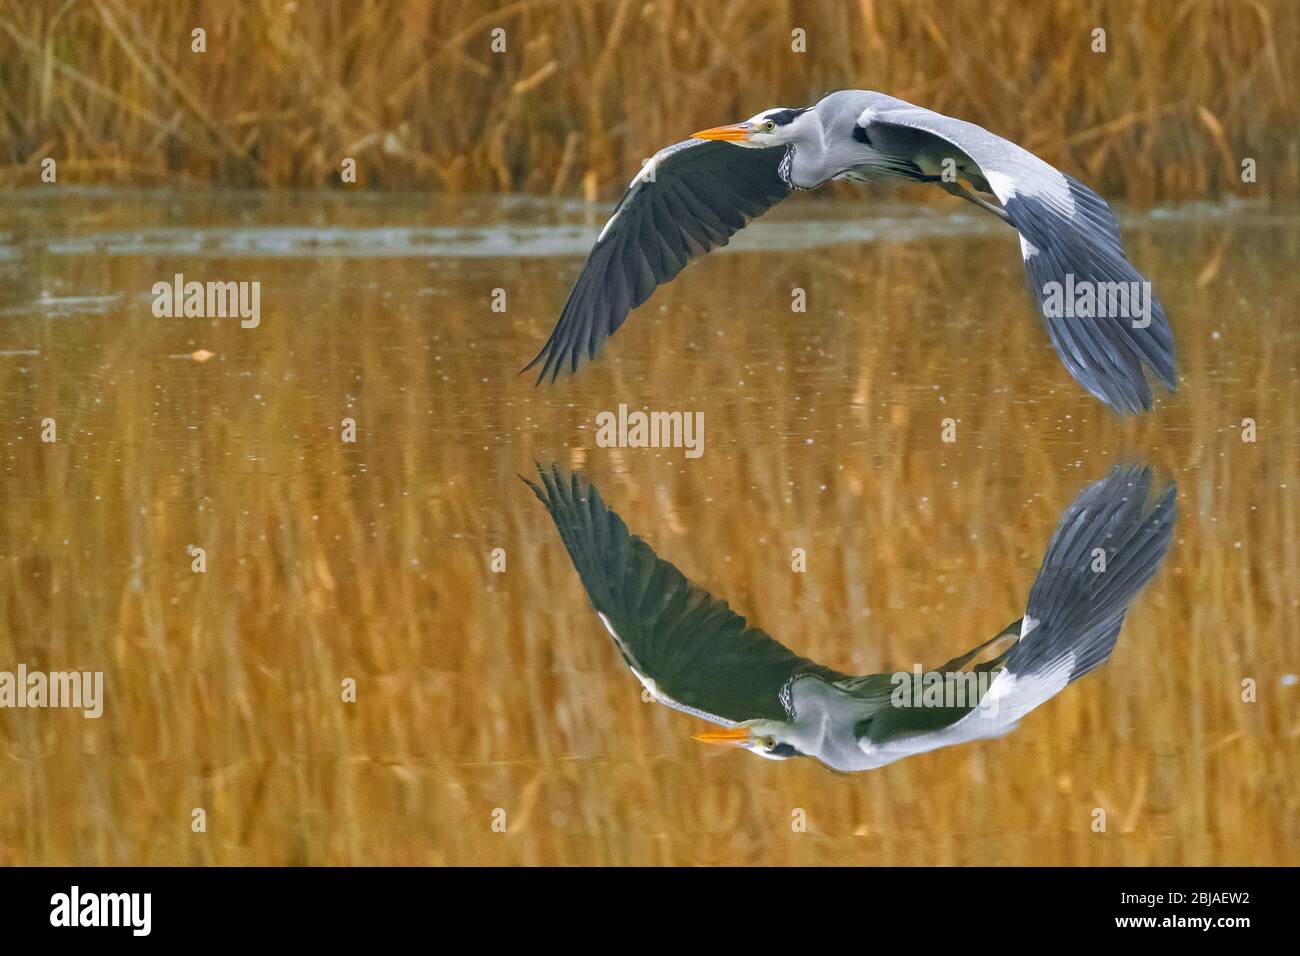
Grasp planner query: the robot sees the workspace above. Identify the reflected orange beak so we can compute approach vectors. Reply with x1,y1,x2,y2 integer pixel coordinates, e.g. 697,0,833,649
692,727,752,747
691,123,751,142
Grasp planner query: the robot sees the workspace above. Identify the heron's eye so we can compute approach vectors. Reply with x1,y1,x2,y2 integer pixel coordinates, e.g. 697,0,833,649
762,120,776,132
762,737,777,751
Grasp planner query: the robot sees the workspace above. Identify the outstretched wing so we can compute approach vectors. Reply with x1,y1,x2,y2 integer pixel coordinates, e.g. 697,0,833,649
524,139,792,383
862,465,1176,765
1010,463,1177,688
860,98,1176,414
524,463,848,725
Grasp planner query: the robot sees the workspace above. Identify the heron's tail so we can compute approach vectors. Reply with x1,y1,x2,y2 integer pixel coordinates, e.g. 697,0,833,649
1004,465,1176,686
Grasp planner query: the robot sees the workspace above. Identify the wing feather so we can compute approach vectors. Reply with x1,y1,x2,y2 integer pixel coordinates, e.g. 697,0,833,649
524,140,792,383
861,99,1176,414
525,464,848,725
859,465,1175,766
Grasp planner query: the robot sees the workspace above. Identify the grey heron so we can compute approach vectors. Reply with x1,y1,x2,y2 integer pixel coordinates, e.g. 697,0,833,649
524,90,1176,415
525,463,1175,772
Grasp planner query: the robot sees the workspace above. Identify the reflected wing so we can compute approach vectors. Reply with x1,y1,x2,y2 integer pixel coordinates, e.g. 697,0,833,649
1012,463,1176,687
862,101,1176,414
525,463,848,725
524,139,792,383
864,465,1176,763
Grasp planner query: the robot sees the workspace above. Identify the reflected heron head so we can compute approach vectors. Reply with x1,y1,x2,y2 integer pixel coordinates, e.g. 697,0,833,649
692,720,805,761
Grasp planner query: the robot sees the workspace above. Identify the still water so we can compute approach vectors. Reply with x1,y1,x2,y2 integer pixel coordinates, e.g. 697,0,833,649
0,188,1296,864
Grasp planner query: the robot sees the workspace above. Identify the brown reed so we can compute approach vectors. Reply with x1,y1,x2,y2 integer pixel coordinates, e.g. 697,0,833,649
0,0,1296,200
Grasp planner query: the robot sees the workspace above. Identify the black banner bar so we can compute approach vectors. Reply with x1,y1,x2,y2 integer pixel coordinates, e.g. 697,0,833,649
0,867,1278,942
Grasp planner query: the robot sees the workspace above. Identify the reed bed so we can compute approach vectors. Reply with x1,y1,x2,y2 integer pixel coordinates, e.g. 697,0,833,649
0,0,1296,200
0,192,1296,864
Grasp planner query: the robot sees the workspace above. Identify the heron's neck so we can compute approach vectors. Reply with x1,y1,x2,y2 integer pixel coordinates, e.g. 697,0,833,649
787,676,863,751
787,112,838,189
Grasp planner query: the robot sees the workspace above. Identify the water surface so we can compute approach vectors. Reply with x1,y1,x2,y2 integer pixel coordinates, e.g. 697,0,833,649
0,189,1296,865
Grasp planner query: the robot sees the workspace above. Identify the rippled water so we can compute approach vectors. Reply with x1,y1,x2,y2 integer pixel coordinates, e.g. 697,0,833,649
0,188,1296,865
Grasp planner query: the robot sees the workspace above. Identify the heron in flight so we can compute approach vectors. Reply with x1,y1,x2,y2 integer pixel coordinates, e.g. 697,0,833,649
524,90,1176,415
525,463,1175,772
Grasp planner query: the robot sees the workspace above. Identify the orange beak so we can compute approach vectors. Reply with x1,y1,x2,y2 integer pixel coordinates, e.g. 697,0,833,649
691,123,751,142
692,727,752,747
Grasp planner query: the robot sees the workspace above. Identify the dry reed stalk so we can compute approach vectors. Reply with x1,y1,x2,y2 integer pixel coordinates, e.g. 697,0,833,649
0,0,1294,199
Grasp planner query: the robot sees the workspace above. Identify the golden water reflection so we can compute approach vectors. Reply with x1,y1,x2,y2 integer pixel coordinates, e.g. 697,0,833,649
0,192,1296,864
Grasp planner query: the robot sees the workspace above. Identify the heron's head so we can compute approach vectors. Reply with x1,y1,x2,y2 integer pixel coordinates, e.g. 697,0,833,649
692,107,811,149
692,720,805,761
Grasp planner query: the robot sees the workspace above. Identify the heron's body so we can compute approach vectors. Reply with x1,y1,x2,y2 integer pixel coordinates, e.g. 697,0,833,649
526,90,1176,415
526,463,1176,772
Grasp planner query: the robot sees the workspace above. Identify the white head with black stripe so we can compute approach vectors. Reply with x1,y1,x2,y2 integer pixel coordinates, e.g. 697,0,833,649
691,718,810,761
692,107,815,148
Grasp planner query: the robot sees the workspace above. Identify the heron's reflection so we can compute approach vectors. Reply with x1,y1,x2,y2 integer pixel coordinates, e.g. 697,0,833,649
525,463,1175,772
